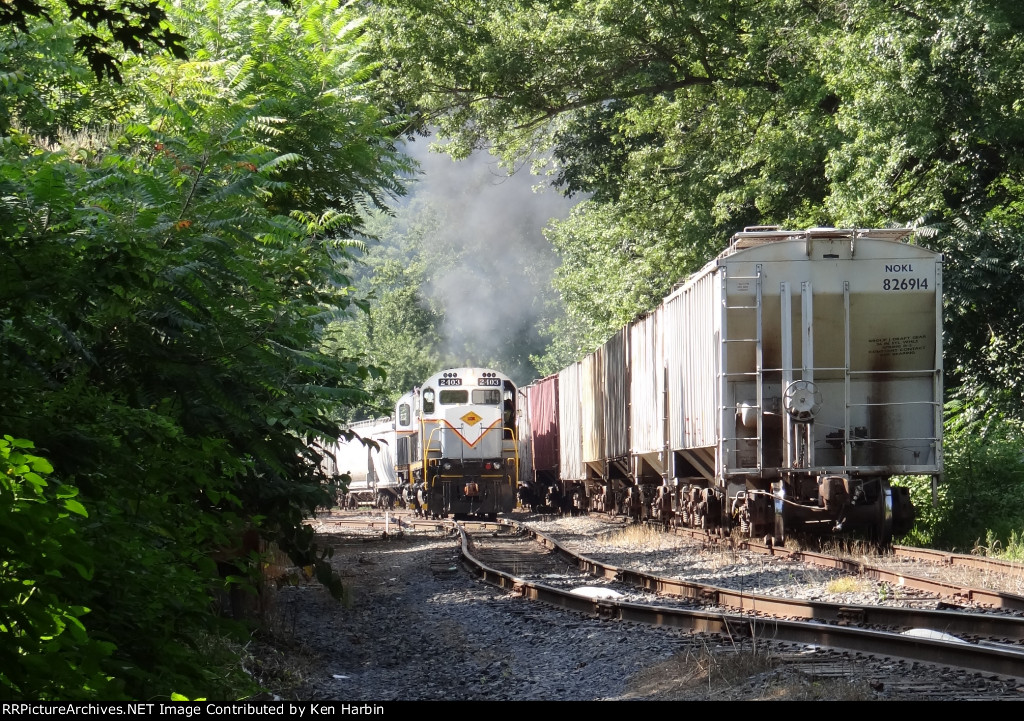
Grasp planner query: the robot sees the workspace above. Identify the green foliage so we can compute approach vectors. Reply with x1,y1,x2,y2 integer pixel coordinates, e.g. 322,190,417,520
896,475,948,549
929,219,1024,422
364,0,847,359
0,117,344,698
0,0,410,699
367,0,1024,398
324,256,442,420
163,0,414,218
366,0,1024,553
0,18,139,141
901,402,1024,551
0,436,119,700
0,0,187,82
971,529,1024,561
534,199,718,370
323,205,444,419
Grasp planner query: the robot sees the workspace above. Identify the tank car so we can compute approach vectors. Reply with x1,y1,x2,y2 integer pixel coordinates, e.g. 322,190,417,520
394,367,520,520
322,417,401,509
529,227,943,542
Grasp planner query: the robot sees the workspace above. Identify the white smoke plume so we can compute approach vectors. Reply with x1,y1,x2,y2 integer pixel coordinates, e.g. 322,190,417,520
401,141,576,384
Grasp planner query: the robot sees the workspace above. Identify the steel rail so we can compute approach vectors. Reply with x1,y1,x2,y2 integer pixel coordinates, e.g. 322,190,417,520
457,523,1024,680
893,545,1024,576
518,525,1024,642
321,511,1024,608
662,523,1024,611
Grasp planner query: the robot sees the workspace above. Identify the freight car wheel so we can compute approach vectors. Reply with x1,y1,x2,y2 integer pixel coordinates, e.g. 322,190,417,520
773,513,786,546
877,480,895,546
890,484,915,538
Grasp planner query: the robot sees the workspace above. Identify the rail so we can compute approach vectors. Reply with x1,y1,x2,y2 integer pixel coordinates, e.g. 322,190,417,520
456,520,1024,680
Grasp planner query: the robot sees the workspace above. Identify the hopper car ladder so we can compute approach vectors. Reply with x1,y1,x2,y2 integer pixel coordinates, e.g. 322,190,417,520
719,265,764,477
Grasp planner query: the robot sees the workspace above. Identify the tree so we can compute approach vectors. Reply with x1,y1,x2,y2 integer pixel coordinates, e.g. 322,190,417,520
1,0,412,697
1,0,187,81
363,0,845,355
367,0,1024,413
323,227,445,420
0,437,118,699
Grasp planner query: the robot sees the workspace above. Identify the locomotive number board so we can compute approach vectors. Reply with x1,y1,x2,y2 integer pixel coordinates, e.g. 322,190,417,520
477,377,501,386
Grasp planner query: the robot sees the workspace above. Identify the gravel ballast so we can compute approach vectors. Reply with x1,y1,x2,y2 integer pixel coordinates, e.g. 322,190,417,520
262,513,1024,701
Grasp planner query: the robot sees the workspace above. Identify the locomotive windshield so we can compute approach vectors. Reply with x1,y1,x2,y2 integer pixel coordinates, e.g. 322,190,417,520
436,388,503,405
473,389,501,405
439,390,469,405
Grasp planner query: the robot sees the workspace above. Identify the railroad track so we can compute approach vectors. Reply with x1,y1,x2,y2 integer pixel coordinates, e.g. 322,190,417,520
319,509,1024,605
312,509,499,536
549,511,1024,611
652,523,1024,610
319,508,1024,608
893,545,1024,574
459,520,1024,681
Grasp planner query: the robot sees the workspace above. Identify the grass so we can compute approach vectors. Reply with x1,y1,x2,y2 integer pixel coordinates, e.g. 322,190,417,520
171,631,275,701
825,575,869,594
593,523,691,551
240,623,322,700
810,535,884,560
622,640,877,701
973,529,1024,562
623,641,776,700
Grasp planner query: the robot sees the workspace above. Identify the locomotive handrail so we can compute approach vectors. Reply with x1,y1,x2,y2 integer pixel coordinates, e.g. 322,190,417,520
502,425,520,493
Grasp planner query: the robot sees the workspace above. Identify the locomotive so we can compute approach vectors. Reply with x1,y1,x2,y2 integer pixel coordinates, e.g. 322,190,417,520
392,368,520,520
521,227,943,543
326,368,521,519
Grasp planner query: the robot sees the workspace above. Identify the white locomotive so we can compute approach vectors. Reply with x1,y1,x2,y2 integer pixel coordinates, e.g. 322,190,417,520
394,368,520,520
524,227,943,542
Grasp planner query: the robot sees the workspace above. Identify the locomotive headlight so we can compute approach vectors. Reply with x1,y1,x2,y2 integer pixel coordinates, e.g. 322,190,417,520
443,462,452,471
492,461,501,470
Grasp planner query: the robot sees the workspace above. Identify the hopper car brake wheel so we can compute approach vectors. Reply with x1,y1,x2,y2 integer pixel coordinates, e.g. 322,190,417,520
783,380,822,422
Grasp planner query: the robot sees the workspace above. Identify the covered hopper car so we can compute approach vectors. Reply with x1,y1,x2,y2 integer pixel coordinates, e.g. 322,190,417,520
322,417,402,509
522,227,943,542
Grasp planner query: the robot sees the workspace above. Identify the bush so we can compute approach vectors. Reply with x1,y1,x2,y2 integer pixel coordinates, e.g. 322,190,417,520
0,436,120,700
901,402,1024,552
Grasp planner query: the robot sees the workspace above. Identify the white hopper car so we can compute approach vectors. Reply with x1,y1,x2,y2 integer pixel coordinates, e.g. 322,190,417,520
322,417,402,508
530,227,942,542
